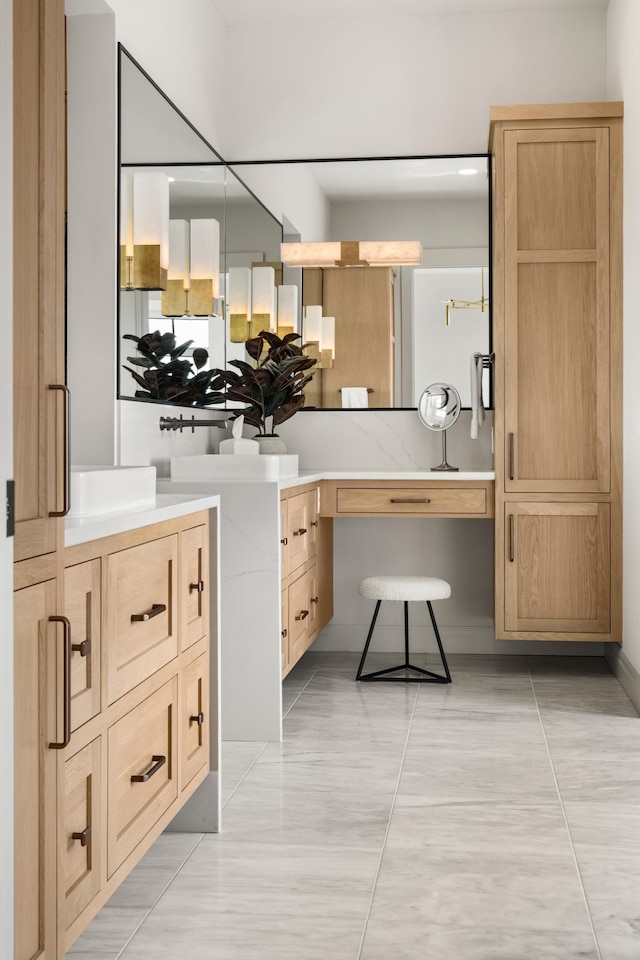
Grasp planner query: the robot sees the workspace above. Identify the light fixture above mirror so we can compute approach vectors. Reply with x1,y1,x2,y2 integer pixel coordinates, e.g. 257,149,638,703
281,239,422,268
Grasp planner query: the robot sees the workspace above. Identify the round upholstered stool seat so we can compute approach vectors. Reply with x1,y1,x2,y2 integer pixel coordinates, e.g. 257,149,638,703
358,575,451,603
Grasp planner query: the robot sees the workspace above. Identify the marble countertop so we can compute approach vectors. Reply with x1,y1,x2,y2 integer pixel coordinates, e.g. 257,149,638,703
65,492,220,548
279,469,495,490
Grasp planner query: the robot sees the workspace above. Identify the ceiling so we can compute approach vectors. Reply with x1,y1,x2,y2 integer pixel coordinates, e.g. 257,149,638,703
212,0,607,25
307,157,489,201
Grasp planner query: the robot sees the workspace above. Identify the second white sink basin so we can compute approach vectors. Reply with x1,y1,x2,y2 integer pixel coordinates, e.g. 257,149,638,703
171,454,299,480
69,465,157,517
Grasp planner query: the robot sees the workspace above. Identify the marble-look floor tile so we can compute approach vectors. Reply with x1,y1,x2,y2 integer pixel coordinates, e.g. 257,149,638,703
552,756,640,804
66,906,147,958
220,740,267,803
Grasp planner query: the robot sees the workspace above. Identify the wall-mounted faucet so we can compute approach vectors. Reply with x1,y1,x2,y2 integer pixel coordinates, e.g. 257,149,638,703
159,415,228,434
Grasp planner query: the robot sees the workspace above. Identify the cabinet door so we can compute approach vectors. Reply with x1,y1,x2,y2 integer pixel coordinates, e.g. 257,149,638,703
60,737,102,931
287,493,309,572
13,0,66,562
281,590,289,677
181,654,210,790
288,570,311,669
280,499,290,579
65,560,101,731
180,525,208,651
307,488,319,560
504,502,610,635
308,566,319,641
14,579,57,960
503,128,610,493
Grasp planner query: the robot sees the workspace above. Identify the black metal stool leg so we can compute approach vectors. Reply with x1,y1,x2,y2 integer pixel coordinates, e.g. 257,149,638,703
356,600,382,680
427,601,452,683
404,601,410,667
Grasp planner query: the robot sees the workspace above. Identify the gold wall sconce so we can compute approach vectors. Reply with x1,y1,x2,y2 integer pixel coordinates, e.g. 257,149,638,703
251,266,276,335
304,305,335,368
161,218,221,316
276,284,298,339
228,266,252,342
442,268,488,325
120,171,170,291
281,240,422,268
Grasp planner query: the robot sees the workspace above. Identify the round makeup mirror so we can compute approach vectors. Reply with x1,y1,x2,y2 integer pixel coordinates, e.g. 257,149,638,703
417,381,461,471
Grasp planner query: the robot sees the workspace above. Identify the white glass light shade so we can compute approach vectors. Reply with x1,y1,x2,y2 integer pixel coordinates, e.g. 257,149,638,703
277,285,298,336
168,220,189,282
120,172,134,256
320,316,335,357
228,267,252,342
281,241,341,268
251,266,276,334
133,171,170,269
190,218,220,298
304,305,323,343
358,241,422,266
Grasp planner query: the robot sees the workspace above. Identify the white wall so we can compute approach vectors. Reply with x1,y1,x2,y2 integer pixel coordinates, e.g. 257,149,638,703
607,0,640,690
0,0,13,946
224,8,606,159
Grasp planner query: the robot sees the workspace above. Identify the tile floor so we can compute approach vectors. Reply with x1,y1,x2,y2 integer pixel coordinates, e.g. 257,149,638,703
67,651,640,959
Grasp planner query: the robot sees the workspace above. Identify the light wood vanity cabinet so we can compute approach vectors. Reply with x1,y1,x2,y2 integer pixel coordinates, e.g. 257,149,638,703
61,738,102,931
491,103,622,641
281,484,333,677
65,560,102,731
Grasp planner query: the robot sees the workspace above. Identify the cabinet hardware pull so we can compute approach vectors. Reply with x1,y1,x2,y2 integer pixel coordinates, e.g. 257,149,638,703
72,825,91,847
190,712,205,726
509,514,515,562
390,498,431,504
282,628,288,639
49,616,71,750
189,580,205,593
310,521,319,527
295,610,309,621
48,384,71,517
293,528,307,536
280,537,288,545
311,596,319,604
72,639,91,657
508,433,515,481
131,603,167,622
131,755,166,783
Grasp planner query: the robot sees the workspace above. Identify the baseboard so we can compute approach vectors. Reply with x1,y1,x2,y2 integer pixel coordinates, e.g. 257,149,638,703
605,644,640,713
313,623,604,656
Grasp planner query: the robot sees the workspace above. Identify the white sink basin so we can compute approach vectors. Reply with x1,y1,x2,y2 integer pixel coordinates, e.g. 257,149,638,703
69,465,157,518
171,454,299,480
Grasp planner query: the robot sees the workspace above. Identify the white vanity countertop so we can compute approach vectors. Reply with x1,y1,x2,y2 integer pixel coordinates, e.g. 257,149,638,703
279,469,496,490
64,492,220,548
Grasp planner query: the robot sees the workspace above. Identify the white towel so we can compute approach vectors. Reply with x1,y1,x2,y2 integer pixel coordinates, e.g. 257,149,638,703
341,387,369,409
470,354,485,439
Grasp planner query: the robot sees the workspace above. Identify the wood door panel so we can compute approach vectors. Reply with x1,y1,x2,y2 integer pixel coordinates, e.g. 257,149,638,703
281,590,289,677
288,570,311,668
505,502,610,633
280,499,289,579
286,493,309,573
180,525,208,651
65,560,101,731
181,654,209,790
61,737,102,930
336,486,487,516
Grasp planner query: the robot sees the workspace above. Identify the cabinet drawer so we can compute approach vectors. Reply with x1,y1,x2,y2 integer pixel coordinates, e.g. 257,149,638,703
180,525,208,651
106,536,178,704
65,559,101,731
287,492,310,571
62,737,102,930
288,567,313,669
336,486,488,516
108,678,178,876
307,488,319,560
181,654,209,790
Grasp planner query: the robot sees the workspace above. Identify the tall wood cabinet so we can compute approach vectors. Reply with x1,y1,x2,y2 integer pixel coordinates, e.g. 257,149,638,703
490,103,623,641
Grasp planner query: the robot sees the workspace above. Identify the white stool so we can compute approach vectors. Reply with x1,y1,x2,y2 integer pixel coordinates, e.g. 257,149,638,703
356,576,452,683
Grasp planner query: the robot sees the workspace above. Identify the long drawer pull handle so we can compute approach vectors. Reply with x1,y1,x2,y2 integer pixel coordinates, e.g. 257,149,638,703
390,498,431,504
49,616,72,750
48,384,71,517
509,514,515,562
509,433,515,481
190,712,205,726
72,825,92,847
280,537,288,545
189,581,205,593
310,521,319,528
293,528,307,537
72,639,91,657
310,596,319,604
295,610,309,621
131,755,166,783
131,603,167,622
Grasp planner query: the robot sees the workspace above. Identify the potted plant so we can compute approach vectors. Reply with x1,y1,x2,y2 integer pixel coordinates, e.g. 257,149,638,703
123,330,226,406
218,331,316,452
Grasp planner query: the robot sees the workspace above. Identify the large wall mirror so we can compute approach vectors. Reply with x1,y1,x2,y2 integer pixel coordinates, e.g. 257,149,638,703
117,47,491,412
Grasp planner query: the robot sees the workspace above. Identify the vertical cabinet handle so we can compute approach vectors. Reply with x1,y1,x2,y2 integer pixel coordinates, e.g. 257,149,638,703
49,615,72,750
72,825,92,847
508,433,515,481
189,580,205,593
48,384,71,517
509,514,515,562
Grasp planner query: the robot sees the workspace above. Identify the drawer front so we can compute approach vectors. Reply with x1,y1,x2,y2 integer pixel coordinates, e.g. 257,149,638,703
106,536,178,704
108,678,178,876
65,559,102,731
181,654,210,791
287,492,310,572
62,737,102,930
336,486,488,516
307,488,319,560
288,569,311,668
280,499,290,579
281,589,289,676
180,525,208,651
308,566,320,640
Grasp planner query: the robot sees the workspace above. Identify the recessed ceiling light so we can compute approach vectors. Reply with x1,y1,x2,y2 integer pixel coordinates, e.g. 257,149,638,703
458,168,478,176
168,176,176,182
